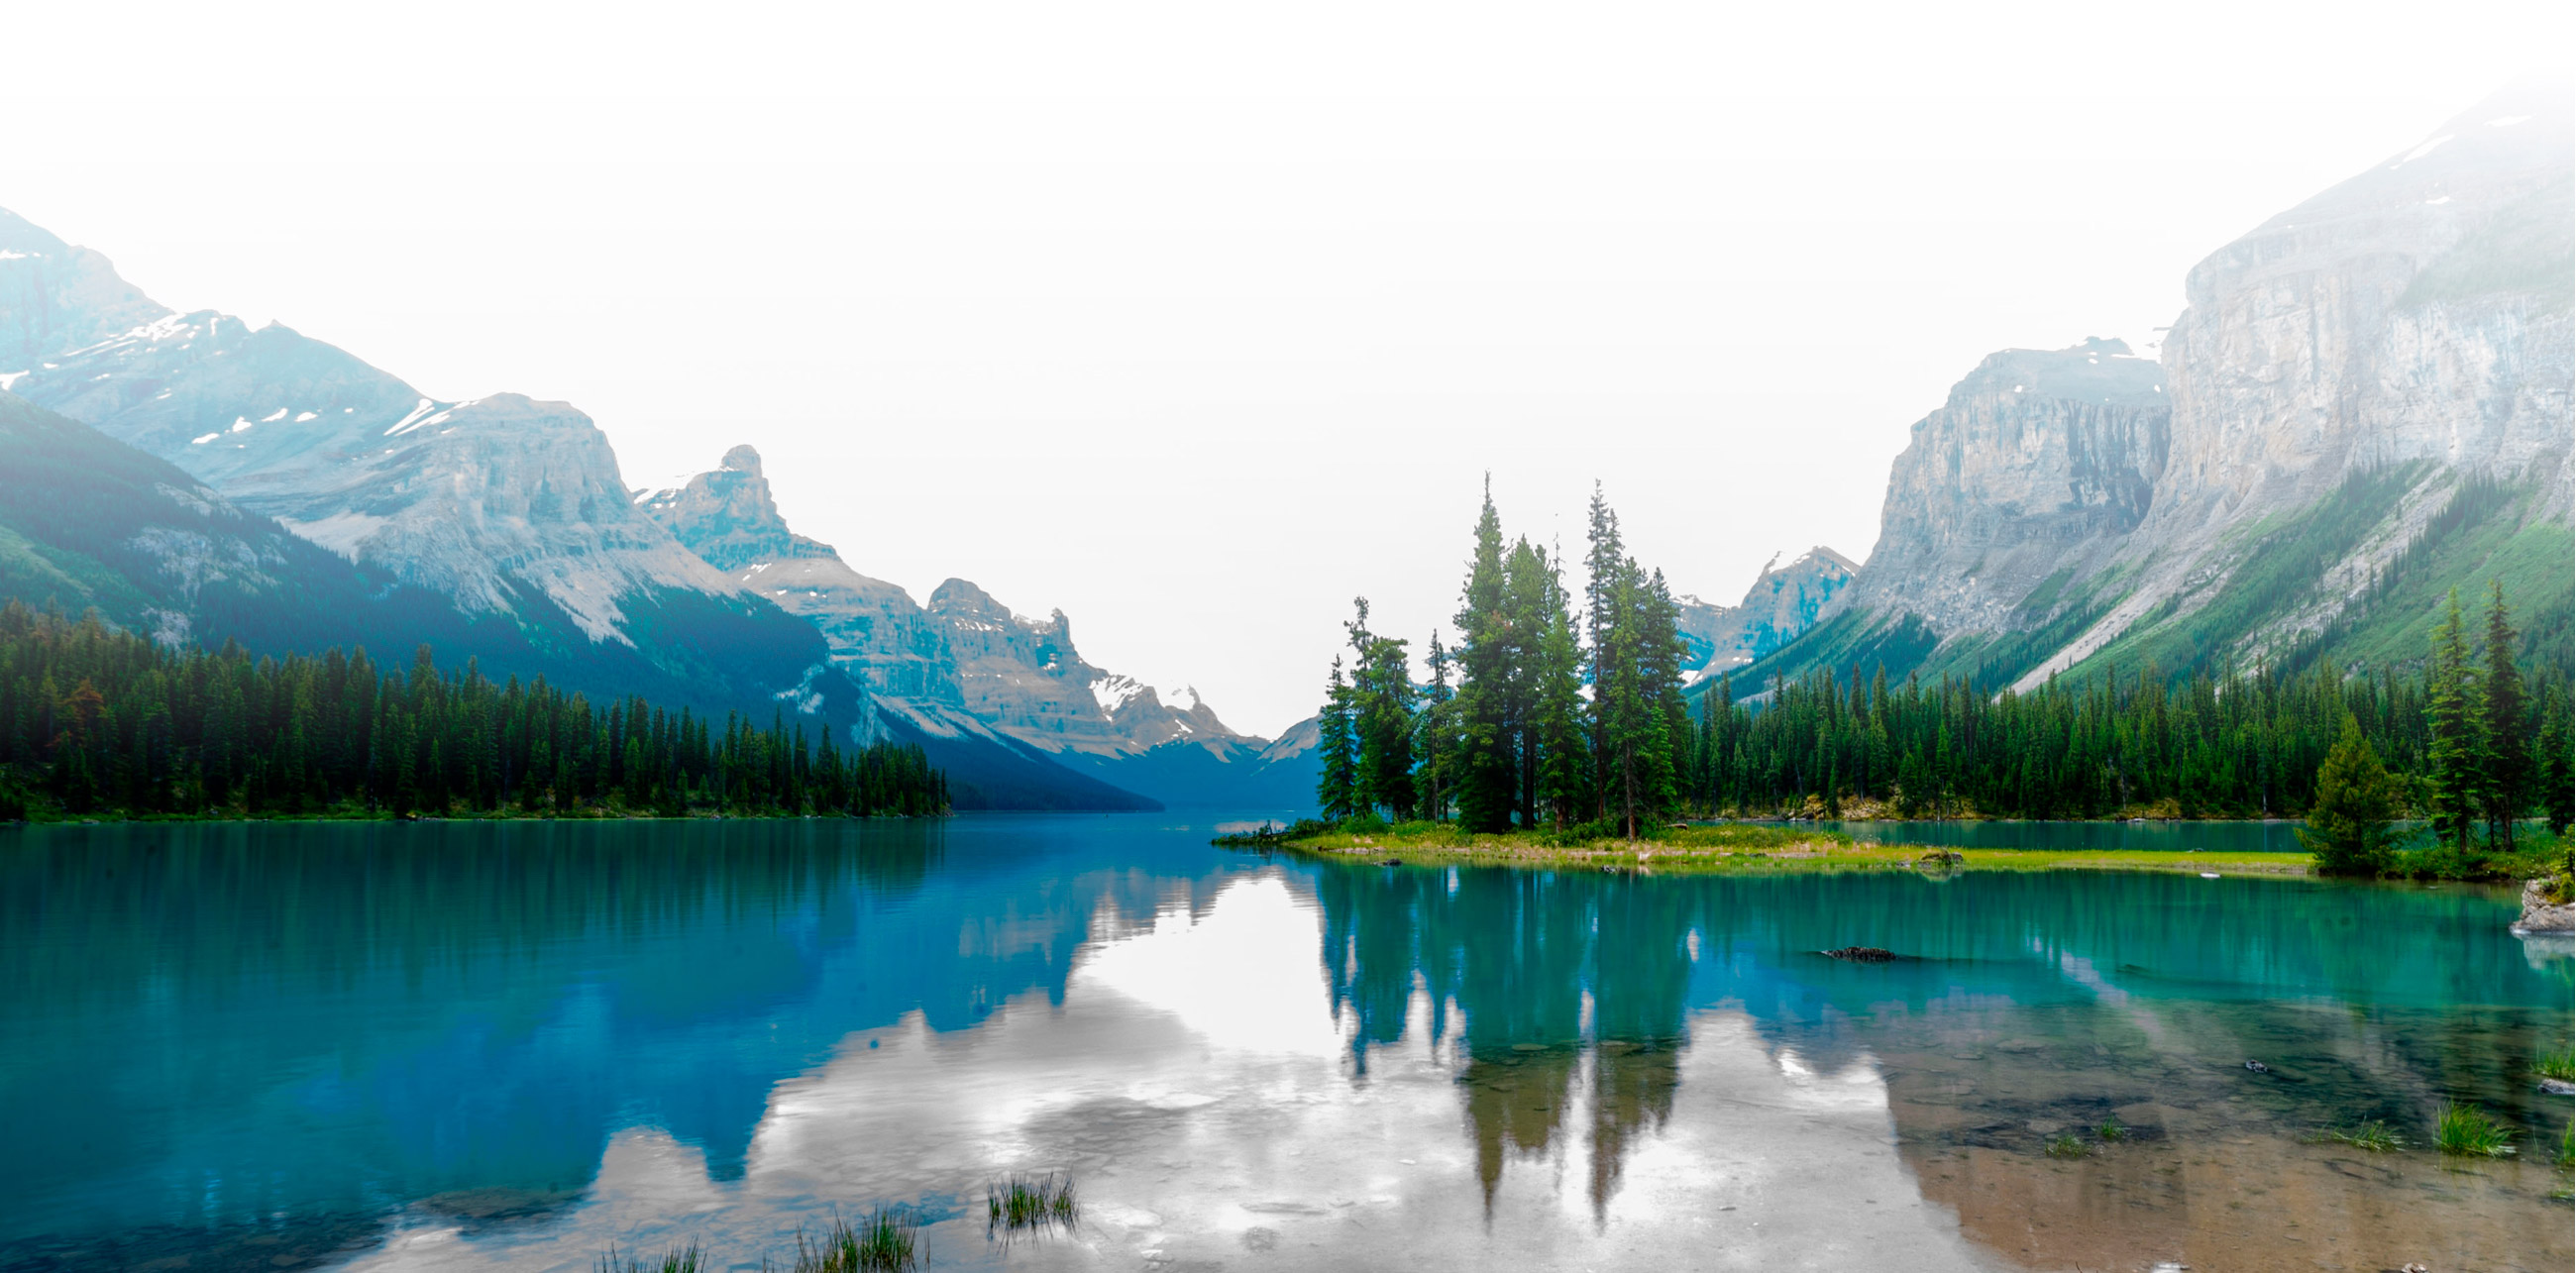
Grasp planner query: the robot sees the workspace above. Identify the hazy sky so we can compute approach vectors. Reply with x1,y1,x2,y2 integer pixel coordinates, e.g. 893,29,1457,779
3,2,2566,735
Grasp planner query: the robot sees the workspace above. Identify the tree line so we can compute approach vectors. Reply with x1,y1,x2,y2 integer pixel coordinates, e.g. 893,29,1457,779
0,601,947,820
1688,580,2568,838
1309,483,2568,852
1317,482,1692,836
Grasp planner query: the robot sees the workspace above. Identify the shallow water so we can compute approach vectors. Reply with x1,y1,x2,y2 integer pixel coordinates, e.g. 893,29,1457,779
1,816,2566,1272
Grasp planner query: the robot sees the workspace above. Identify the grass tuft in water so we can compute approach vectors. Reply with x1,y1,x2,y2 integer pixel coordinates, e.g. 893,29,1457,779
2094,1119,2127,1143
2433,1102,2516,1158
792,1210,918,1273
598,1241,704,1273
2045,1133,2088,1159
987,1172,1079,1236
2314,1119,2407,1152
2538,1049,2575,1083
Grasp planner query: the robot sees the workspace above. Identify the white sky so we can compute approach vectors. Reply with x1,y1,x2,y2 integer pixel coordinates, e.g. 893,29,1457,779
2,1,2566,737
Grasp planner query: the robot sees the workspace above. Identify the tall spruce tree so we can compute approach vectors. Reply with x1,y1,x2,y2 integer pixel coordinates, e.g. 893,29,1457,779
1582,490,1685,837
2479,580,2528,848
1343,598,1419,819
1533,554,1591,827
1500,538,1553,822
2423,588,2489,851
1451,479,1519,831
1315,656,1359,821
1418,630,1455,820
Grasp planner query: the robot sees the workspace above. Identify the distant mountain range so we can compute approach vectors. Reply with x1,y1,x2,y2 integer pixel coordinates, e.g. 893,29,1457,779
637,446,1319,807
0,210,1159,809
2,79,2563,804
1706,79,2573,698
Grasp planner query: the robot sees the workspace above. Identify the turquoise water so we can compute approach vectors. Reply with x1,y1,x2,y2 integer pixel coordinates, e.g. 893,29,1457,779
1,817,2567,1272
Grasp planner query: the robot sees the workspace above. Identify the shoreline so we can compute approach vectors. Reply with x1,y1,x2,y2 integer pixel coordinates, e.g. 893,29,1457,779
1229,824,2318,877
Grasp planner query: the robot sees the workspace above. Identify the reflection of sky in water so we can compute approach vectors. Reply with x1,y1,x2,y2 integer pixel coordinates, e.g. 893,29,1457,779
2,817,2564,1272
344,875,1992,1272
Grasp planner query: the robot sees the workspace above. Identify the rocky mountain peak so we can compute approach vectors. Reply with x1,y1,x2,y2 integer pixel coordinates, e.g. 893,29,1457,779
0,208,171,371
1676,545,1859,683
637,442,835,572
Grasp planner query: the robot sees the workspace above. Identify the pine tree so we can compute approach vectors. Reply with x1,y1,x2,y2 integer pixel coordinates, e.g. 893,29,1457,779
2479,580,2528,848
1314,655,1360,822
1343,598,1418,819
1451,478,1519,832
2300,716,2402,876
2541,681,2574,837
2423,588,2489,852
1533,558,1590,827
1417,630,1454,820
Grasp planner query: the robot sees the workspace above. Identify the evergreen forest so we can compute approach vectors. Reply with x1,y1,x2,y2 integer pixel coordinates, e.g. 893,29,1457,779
0,602,947,821
1316,490,2573,860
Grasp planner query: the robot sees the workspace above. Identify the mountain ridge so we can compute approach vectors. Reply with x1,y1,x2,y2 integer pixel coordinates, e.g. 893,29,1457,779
1727,80,2574,698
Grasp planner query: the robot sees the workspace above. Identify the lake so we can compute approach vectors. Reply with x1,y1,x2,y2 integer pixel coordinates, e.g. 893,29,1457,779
1,816,2568,1272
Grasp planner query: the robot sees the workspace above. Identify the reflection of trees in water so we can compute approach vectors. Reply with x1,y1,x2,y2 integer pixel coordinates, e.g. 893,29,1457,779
0,820,1216,1240
1316,867,1695,1216
1309,863,2574,1219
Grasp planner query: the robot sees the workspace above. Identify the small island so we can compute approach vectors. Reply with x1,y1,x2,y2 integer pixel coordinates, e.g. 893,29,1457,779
1216,817,2321,876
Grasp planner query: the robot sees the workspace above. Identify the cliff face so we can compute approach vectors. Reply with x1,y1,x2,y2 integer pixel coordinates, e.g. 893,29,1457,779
1842,338,2169,638
1751,80,2573,691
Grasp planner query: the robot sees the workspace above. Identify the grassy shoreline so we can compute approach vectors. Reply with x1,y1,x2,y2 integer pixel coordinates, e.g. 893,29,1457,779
1224,821,2317,876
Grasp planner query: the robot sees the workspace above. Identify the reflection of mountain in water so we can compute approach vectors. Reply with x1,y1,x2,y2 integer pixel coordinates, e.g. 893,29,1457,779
1310,865,2568,1217
0,820,1239,1247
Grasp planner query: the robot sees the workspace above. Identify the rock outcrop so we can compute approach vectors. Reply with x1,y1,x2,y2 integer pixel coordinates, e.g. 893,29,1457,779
2513,879,2574,934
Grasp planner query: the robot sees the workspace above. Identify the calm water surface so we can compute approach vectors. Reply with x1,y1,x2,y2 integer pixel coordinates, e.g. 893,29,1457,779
2,816,2568,1273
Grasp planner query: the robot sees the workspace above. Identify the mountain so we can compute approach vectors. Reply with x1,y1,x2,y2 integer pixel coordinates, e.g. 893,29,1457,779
642,448,1316,808
1675,547,1859,687
0,212,893,739
1729,81,2573,695
0,388,445,651
632,446,1158,809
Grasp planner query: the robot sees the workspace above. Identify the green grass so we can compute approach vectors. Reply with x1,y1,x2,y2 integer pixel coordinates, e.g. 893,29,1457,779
2094,1119,2127,1143
987,1172,1079,1235
2433,1103,2517,1159
1242,820,2315,878
2315,1119,2407,1152
2045,1133,2088,1159
793,1211,917,1273
2537,1049,2574,1083
597,1242,704,1273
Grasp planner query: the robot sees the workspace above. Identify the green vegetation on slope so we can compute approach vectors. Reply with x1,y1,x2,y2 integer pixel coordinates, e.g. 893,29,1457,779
1685,582,2569,840
0,602,947,821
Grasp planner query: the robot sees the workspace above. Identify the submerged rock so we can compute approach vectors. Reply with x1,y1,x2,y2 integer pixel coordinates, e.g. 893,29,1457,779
1824,946,1898,962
